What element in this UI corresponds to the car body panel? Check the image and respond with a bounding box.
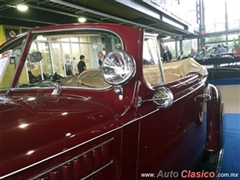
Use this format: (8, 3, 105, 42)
(0, 92, 121, 178)
(0, 23, 223, 180)
(136, 73, 206, 176)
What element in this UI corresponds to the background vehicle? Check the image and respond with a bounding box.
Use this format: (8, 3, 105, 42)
(194, 46, 240, 64)
(0, 23, 223, 180)
(194, 47, 240, 83)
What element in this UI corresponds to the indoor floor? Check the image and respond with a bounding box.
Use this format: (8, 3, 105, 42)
(217, 84, 240, 179)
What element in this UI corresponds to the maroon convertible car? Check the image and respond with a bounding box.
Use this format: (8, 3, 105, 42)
(0, 23, 223, 179)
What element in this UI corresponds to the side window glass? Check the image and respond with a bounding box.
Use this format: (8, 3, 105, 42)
(17, 31, 123, 89)
(143, 37, 164, 85)
(143, 36, 185, 85)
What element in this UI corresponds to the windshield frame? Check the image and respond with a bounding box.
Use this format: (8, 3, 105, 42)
(3, 27, 125, 91)
(0, 33, 28, 54)
(0, 33, 28, 90)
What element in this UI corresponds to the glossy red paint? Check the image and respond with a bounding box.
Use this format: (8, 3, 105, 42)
(205, 84, 223, 150)
(136, 73, 207, 177)
(1, 93, 122, 179)
(0, 23, 223, 179)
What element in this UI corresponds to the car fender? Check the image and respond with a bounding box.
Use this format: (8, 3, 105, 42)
(205, 84, 223, 151)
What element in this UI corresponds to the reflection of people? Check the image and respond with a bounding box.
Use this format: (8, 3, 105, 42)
(203, 45, 209, 57)
(77, 55, 86, 74)
(143, 59, 154, 65)
(97, 51, 105, 66)
(163, 51, 172, 62)
(65, 60, 72, 75)
(217, 44, 226, 54)
(167, 51, 172, 61)
(190, 48, 197, 57)
(177, 51, 184, 60)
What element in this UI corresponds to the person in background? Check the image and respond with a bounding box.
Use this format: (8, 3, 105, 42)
(177, 51, 184, 60)
(163, 51, 168, 62)
(190, 48, 197, 57)
(217, 44, 226, 54)
(163, 51, 172, 62)
(166, 51, 172, 62)
(203, 45, 209, 57)
(77, 55, 86, 74)
(97, 51, 105, 66)
(65, 60, 73, 76)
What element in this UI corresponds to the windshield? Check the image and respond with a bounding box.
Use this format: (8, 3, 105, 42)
(13, 29, 123, 89)
(0, 34, 27, 89)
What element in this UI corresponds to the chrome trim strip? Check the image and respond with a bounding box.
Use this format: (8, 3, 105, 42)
(173, 82, 204, 103)
(217, 149, 224, 175)
(6, 32, 31, 94)
(0, 136, 115, 179)
(151, 82, 164, 87)
(0, 33, 27, 50)
(9, 28, 122, 91)
(12, 87, 54, 91)
(0, 112, 145, 179)
(122, 116, 142, 127)
(121, 109, 159, 127)
(10, 85, 113, 92)
(1, 84, 203, 179)
(60, 85, 112, 91)
(137, 109, 159, 119)
(81, 160, 113, 180)
(31, 28, 124, 50)
(0, 83, 203, 179)
(29, 138, 114, 180)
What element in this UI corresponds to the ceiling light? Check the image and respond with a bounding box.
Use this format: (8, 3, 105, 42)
(78, 17, 86, 23)
(16, 4, 28, 11)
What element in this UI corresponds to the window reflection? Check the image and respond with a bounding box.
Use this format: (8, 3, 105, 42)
(143, 36, 164, 85)
(17, 30, 123, 88)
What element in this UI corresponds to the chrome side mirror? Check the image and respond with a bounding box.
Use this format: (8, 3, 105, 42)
(51, 82, 62, 95)
(30, 51, 42, 62)
(145, 87, 173, 109)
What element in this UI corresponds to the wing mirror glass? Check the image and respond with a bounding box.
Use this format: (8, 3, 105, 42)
(142, 87, 173, 109)
(30, 51, 42, 62)
(144, 87, 173, 109)
(153, 87, 173, 109)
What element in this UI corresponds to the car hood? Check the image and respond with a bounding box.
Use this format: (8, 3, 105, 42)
(0, 94, 118, 178)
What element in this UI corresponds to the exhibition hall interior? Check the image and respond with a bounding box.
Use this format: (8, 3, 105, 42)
(0, 0, 239, 179)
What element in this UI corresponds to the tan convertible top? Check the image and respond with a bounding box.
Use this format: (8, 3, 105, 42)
(162, 57, 207, 77)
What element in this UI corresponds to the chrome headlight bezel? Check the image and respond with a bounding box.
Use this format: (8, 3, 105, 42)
(101, 50, 136, 85)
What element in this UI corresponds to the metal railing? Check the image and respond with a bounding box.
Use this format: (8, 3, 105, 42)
(206, 20, 240, 33)
(150, 0, 193, 25)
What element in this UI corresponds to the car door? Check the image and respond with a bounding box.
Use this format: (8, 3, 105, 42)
(136, 35, 207, 179)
